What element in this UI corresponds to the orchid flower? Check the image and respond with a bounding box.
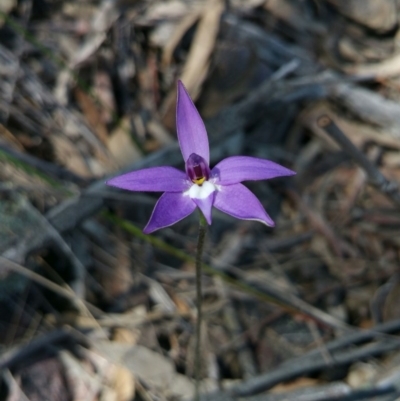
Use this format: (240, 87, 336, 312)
(106, 81, 295, 234)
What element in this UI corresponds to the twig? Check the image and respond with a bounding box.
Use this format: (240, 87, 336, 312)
(0, 143, 88, 185)
(286, 188, 343, 256)
(2, 196, 87, 299)
(201, 320, 400, 399)
(317, 115, 400, 208)
(0, 256, 106, 338)
(329, 83, 400, 136)
(231, 340, 400, 397)
(0, 327, 89, 371)
(215, 276, 258, 379)
(0, 256, 82, 305)
(219, 263, 351, 332)
(227, 317, 400, 397)
(248, 383, 396, 401)
(306, 319, 333, 365)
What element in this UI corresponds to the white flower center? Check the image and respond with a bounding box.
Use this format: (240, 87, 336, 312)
(185, 180, 218, 199)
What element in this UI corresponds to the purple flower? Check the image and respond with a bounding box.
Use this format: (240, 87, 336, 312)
(106, 81, 295, 234)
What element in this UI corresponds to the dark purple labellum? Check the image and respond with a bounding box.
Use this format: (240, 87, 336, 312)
(186, 153, 210, 185)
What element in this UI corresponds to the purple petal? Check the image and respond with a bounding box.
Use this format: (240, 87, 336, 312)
(176, 81, 209, 165)
(192, 192, 215, 225)
(106, 167, 188, 192)
(214, 183, 275, 226)
(143, 192, 196, 233)
(212, 156, 296, 186)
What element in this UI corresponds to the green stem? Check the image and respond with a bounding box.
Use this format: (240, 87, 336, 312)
(195, 212, 207, 401)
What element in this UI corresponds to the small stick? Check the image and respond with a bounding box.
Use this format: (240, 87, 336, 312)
(317, 115, 400, 207)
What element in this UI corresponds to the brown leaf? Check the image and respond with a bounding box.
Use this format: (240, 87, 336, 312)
(74, 87, 109, 145)
(107, 117, 141, 168)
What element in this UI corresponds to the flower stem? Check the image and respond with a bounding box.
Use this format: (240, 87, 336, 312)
(195, 212, 207, 401)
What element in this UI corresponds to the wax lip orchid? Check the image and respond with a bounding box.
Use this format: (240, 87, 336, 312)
(106, 81, 296, 233)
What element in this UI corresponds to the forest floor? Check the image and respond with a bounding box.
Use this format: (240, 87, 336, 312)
(2, 0, 400, 400)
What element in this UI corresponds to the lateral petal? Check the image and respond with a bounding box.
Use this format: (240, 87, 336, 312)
(143, 192, 196, 233)
(176, 81, 210, 165)
(212, 156, 295, 186)
(213, 183, 275, 226)
(106, 166, 189, 192)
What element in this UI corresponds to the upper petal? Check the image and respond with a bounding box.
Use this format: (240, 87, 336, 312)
(212, 156, 296, 186)
(213, 183, 275, 226)
(176, 81, 209, 165)
(144, 192, 196, 233)
(106, 166, 188, 192)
